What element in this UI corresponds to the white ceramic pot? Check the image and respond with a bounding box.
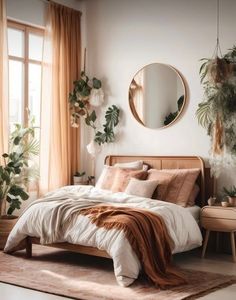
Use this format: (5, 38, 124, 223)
(73, 176, 84, 185)
(86, 139, 101, 157)
(207, 197, 216, 206)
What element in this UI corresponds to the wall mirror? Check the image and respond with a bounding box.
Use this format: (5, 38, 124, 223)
(129, 63, 186, 129)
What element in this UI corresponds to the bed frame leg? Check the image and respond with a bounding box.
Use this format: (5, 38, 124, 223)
(26, 236, 32, 258)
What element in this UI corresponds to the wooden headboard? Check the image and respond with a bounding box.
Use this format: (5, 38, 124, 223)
(105, 155, 214, 207)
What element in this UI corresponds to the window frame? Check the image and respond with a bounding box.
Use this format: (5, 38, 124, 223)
(7, 20, 44, 127)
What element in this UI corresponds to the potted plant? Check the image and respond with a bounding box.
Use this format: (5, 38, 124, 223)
(196, 45, 236, 177)
(87, 175, 95, 186)
(69, 72, 120, 146)
(222, 185, 236, 206)
(0, 118, 39, 249)
(73, 171, 86, 185)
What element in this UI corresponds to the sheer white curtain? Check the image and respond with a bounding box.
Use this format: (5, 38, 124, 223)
(39, 1, 81, 195)
(0, 0, 8, 163)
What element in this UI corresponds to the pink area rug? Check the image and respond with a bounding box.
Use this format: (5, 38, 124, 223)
(0, 245, 235, 300)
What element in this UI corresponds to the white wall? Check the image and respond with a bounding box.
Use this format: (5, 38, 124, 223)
(85, 0, 236, 191)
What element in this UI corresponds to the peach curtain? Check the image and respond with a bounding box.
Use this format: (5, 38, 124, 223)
(39, 2, 81, 195)
(0, 0, 8, 163)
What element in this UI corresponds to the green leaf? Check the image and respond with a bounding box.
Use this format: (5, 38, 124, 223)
(105, 105, 120, 129)
(85, 116, 91, 126)
(19, 190, 29, 200)
(79, 101, 85, 108)
(80, 87, 90, 97)
(196, 102, 212, 129)
(8, 185, 23, 196)
(90, 110, 97, 123)
(94, 131, 106, 145)
(13, 136, 21, 145)
(92, 78, 102, 89)
(7, 206, 15, 215)
(14, 168, 21, 174)
(199, 61, 208, 75)
(2, 172, 10, 184)
(6, 195, 13, 203)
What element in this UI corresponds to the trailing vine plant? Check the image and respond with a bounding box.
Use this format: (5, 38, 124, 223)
(69, 72, 120, 146)
(196, 45, 236, 176)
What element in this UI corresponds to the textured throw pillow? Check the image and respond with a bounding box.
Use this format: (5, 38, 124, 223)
(114, 160, 143, 170)
(157, 168, 200, 207)
(125, 178, 159, 198)
(111, 168, 148, 193)
(95, 165, 117, 190)
(187, 184, 200, 207)
(147, 169, 174, 200)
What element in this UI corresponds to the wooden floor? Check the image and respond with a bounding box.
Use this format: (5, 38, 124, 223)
(0, 250, 236, 300)
(175, 250, 236, 299)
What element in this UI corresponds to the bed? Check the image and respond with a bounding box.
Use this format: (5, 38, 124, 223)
(4, 155, 214, 287)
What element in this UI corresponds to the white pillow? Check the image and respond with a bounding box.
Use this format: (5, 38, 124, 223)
(125, 178, 159, 198)
(142, 164, 149, 171)
(95, 165, 110, 189)
(114, 160, 143, 170)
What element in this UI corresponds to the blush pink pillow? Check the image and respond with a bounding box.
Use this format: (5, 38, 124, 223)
(111, 168, 148, 193)
(95, 165, 117, 190)
(147, 169, 174, 200)
(187, 184, 200, 207)
(95, 165, 147, 192)
(159, 168, 200, 207)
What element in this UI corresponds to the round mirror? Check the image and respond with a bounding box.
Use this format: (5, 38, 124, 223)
(129, 63, 186, 129)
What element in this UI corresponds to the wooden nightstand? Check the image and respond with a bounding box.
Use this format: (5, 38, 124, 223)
(201, 206, 236, 262)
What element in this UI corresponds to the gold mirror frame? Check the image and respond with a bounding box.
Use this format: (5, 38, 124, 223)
(129, 63, 187, 129)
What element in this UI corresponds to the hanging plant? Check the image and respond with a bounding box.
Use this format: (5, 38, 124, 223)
(196, 45, 236, 176)
(69, 71, 120, 146)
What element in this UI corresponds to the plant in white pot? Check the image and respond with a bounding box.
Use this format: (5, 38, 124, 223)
(73, 171, 86, 185)
(0, 117, 39, 249)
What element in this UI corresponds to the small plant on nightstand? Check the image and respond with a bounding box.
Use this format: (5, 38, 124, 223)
(73, 171, 86, 185)
(87, 175, 95, 186)
(222, 185, 236, 206)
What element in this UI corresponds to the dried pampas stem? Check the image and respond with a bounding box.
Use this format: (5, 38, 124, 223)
(212, 114, 224, 155)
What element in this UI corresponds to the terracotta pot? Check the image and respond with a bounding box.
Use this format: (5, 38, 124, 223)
(228, 196, 236, 207)
(0, 215, 18, 250)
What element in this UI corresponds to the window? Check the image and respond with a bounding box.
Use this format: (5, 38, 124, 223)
(7, 21, 44, 132)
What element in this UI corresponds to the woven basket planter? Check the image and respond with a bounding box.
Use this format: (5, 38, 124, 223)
(0, 215, 18, 250)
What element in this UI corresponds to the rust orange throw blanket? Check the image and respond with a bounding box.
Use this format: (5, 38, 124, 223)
(80, 205, 186, 288)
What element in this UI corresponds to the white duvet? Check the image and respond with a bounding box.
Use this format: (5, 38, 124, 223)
(4, 185, 202, 287)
